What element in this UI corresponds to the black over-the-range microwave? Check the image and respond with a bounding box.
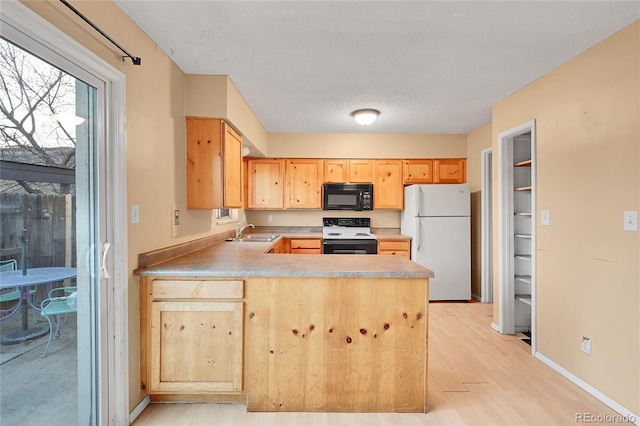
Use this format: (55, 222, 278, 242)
(322, 183, 373, 211)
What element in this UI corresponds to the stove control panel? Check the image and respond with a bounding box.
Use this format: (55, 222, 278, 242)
(323, 217, 371, 228)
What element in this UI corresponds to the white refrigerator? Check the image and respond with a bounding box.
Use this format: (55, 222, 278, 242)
(401, 184, 471, 301)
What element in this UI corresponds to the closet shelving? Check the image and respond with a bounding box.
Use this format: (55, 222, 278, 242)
(512, 133, 533, 333)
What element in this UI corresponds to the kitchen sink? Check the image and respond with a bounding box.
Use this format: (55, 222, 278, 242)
(233, 234, 280, 242)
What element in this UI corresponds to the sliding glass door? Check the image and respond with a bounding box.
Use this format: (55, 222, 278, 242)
(1, 2, 128, 424)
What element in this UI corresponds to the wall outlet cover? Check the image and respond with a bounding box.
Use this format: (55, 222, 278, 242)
(581, 337, 591, 355)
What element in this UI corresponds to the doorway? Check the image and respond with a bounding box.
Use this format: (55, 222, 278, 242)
(498, 120, 536, 354)
(481, 148, 493, 303)
(1, 2, 128, 424)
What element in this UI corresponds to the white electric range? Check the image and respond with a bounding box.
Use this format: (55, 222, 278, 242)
(321, 217, 378, 254)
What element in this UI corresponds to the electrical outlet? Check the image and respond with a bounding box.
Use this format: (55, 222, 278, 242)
(267, 214, 273, 223)
(581, 336, 591, 355)
(174, 209, 180, 225)
(131, 205, 139, 224)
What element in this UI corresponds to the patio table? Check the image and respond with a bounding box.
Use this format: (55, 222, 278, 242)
(0, 267, 77, 345)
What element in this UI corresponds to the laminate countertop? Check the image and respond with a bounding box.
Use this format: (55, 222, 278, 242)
(138, 233, 431, 279)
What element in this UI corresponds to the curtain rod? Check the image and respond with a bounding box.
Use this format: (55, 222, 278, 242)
(59, 0, 141, 65)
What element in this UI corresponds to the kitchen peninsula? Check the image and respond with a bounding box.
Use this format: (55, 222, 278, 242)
(137, 235, 433, 412)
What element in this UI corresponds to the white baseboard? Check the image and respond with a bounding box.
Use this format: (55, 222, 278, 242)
(491, 322, 501, 333)
(534, 352, 639, 425)
(129, 395, 151, 425)
(471, 293, 482, 302)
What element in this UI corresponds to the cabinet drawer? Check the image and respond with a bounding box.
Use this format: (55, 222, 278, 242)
(379, 250, 410, 258)
(291, 248, 322, 254)
(289, 239, 322, 250)
(152, 280, 243, 300)
(378, 240, 410, 251)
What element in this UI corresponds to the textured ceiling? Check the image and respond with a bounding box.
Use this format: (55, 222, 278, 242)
(114, 1, 639, 134)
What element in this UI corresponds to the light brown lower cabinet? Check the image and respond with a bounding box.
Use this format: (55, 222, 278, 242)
(244, 277, 428, 412)
(378, 240, 411, 259)
(140, 275, 429, 411)
(140, 278, 245, 400)
(288, 238, 322, 254)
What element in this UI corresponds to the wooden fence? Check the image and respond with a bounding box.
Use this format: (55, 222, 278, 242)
(0, 193, 76, 269)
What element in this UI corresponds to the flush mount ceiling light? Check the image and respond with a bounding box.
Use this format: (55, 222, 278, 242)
(351, 109, 380, 126)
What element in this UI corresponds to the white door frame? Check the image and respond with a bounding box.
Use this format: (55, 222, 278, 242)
(1, 2, 129, 424)
(498, 119, 536, 354)
(480, 147, 493, 303)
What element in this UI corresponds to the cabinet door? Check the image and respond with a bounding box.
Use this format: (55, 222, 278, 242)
(286, 159, 324, 209)
(186, 117, 222, 209)
(434, 159, 466, 184)
(223, 123, 243, 207)
(150, 300, 243, 393)
(373, 160, 403, 210)
(324, 159, 349, 183)
(186, 117, 243, 209)
(246, 159, 285, 209)
(403, 160, 433, 184)
(349, 159, 373, 183)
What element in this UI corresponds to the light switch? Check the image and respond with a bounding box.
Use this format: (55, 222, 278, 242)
(541, 210, 550, 226)
(171, 202, 182, 237)
(131, 205, 139, 224)
(623, 211, 638, 232)
(267, 214, 273, 223)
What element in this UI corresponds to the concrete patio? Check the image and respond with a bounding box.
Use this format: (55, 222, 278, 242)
(0, 309, 77, 426)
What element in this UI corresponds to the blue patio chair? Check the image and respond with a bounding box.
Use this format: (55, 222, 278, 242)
(40, 286, 77, 357)
(0, 259, 37, 320)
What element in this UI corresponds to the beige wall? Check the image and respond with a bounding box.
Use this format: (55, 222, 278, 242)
(186, 75, 268, 155)
(466, 123, 492, 299)
(492, 21, 639, 413)
(268, 133, 467, 158)
(246, 209, 400, 229)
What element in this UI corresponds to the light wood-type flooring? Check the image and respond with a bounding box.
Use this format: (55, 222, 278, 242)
(133, 302, 619, 425)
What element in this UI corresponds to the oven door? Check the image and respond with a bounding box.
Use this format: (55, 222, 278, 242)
(322, 239, 378, 254)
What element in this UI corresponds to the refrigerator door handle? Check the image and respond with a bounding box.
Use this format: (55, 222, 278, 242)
(416, 186, 422, 217)
(416, 218, 421, 251)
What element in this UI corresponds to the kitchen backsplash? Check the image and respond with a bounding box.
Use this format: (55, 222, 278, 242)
(245, 209, 401, 229)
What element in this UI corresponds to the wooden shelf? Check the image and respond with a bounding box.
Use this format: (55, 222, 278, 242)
(515, 255, 532, 261)
(515, 294, 532, 305)
(514, 160, 532, 167)
(515, 275, 532, 284)
(515, 234, 532, 239)
(514, 186, 532, 191)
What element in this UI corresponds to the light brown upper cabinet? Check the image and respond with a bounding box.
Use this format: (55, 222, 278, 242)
(324, 159, 373, 183)
(286, 159, 324, 209)
(434, 159, 467, 184)
(324, 159, 349, 183)
(373, 160, 403, 210)
(186, 117, 243, 209)
(403, 159, 434, 184)
(349, 159, 373, 183)
(246, 158, 286, 209)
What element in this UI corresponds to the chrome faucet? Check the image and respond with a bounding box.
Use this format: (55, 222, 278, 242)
(235, 223, 255, 239)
